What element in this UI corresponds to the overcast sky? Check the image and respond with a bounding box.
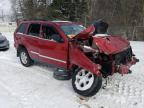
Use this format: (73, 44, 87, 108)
(0, 0, 12, 14)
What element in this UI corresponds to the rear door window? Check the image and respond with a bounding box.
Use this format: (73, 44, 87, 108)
(17, 23, 28, 34)
(27, 23, 41, 37)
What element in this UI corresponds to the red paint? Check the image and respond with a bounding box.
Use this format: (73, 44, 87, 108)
(93, 36, 130, 54)
(70, 45, 101, 75)
(14, 21, 138, 76)
(76, 25, 95, 40)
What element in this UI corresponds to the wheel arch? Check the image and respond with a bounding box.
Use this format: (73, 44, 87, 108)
(70, 48, 102, 76)
(17, 44, 27, 57)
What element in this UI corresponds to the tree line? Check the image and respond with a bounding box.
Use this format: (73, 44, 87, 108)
(11, 0, 144, 40)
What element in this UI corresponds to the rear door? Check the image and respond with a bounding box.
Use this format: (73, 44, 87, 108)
(39, 24, 68, 68)
(14, 23, 28, 48)
(24, 23, 41, 60)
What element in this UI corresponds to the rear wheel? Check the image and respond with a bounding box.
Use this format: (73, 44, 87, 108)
(72, 69, 102, 97)
(19, 48, 33, 67)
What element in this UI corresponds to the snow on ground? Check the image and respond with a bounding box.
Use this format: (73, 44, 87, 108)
(0, 32, 144, 108)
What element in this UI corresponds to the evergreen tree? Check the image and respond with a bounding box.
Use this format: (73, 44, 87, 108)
(50, 0, 88, 22)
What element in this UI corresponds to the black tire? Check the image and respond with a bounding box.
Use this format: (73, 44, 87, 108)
(19, 48, 33, 67)
(72, 68, 102, 97)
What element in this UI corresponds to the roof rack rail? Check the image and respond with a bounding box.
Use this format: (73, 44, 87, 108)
(22, 18, 49, 21)
(52, 20, 71, 22)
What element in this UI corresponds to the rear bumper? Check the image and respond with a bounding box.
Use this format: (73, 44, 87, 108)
(117, 56, 139, 74)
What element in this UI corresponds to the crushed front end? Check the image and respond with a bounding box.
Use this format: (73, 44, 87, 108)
(112, 47, 139, 75)
(76, 38, 139, 77)
(68, 20, 139, 96)
(71, 22, 139, 77)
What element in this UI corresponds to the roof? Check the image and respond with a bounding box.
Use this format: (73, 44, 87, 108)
(20, 20, 81, 26)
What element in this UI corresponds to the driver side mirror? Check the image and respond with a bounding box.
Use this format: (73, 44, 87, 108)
(51, 34, 64, 43)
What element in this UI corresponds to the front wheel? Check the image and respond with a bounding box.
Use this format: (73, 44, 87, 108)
(72, 69, 102, 97)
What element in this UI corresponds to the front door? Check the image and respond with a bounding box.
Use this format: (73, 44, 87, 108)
(39, 24, 68, 68)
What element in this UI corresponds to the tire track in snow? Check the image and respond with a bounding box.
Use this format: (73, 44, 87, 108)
(88, 74, 144, 108)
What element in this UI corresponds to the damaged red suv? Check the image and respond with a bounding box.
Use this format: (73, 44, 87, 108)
(14, 20, 139, 97)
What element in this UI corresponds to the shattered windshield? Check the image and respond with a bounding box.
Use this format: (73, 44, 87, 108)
(61, 25, 85, 38)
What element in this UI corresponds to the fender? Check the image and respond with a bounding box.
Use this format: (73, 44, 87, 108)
(70, 45, 101, 76)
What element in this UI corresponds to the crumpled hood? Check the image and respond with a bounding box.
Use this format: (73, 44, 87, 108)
(93, 35, 130, 54)
(75, 25, 95, 40)
(74, 26, 130, 54)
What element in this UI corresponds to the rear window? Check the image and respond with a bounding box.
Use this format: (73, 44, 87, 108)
(17, 23, 28, 34)
(27, 23, 41, 37)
